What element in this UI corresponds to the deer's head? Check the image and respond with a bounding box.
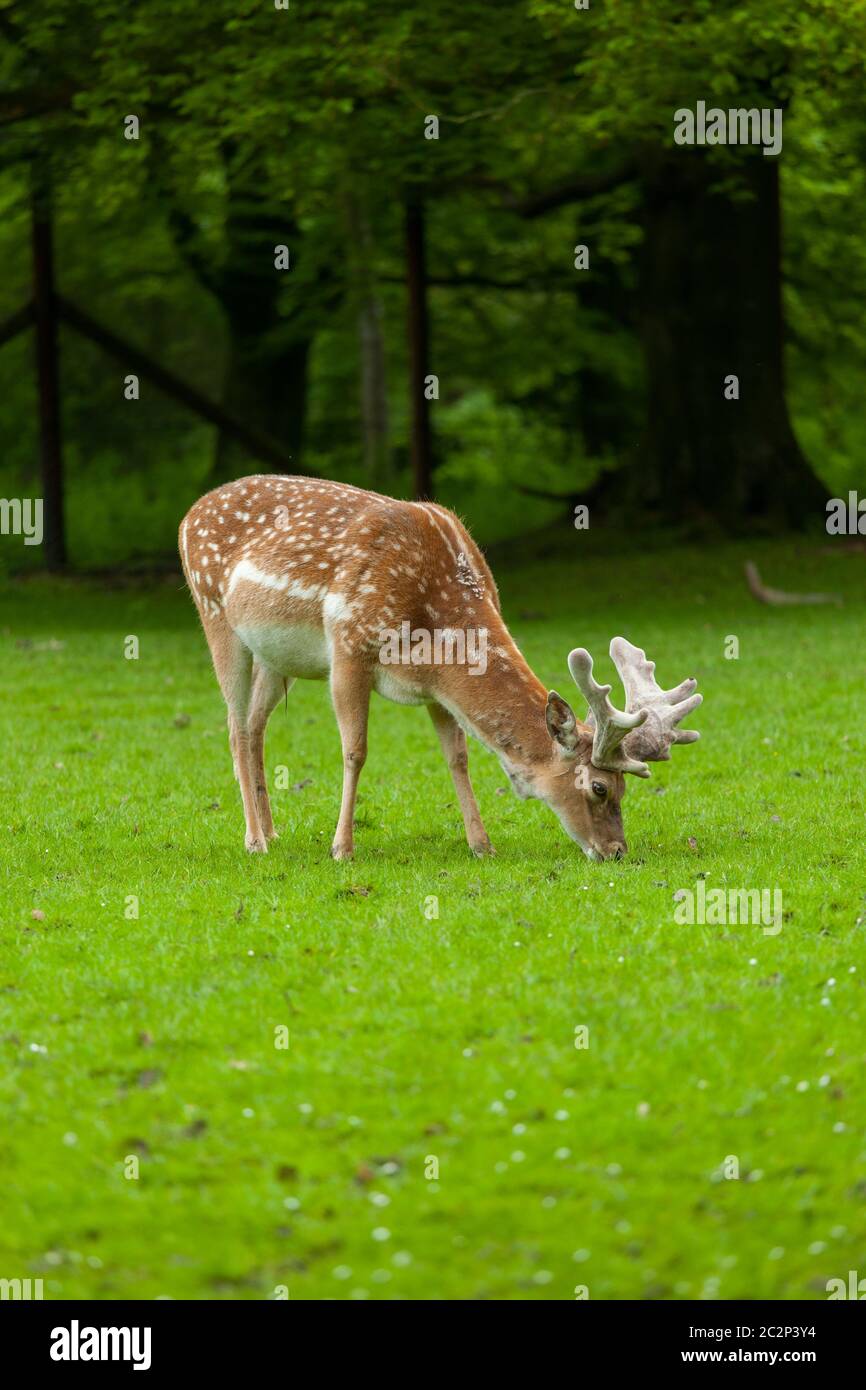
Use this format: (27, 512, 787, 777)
(536, 637, 702, 861)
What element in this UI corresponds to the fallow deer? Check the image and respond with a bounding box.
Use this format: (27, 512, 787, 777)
(179, 476, 702, 860)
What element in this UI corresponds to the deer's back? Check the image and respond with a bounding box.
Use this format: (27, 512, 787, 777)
(179, 475, 499, 684)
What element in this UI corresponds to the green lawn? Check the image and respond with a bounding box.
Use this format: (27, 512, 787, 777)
(1, 536, 864, 1301)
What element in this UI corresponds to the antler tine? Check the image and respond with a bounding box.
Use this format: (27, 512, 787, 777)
(567, 648, 650, 777)
(609, 637, 702, 764)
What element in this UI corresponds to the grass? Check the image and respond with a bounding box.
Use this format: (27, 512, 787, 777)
(0, 534, 864, 1301)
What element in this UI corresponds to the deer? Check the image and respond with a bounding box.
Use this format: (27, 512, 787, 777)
(179, 475, 702, 861)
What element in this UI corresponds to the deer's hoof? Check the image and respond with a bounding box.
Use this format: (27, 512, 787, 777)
(330, 842, 354, 861)
(470, 839, 496, 858)
(245, 834, 268, 854)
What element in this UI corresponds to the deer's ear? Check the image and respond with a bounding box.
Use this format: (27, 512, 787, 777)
(545, 691, 581, 752)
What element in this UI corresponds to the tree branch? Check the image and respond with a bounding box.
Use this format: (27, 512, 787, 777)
(508, 162, 638, 219)
(0, 82, 77, 127)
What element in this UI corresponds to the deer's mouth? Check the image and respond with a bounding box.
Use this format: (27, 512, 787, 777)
(585, 843, 626, 863)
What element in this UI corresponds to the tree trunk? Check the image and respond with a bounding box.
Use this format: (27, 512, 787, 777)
(31, 181, 65, 569)
(198, 147, 330, 483)
(635, 152, 824, 526)
(405, 199, 433, 500)
(212, 172, 310, 481)
(344, 189, 391, 485)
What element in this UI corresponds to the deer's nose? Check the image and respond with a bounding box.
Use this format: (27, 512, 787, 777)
(608, 843, 626, 861)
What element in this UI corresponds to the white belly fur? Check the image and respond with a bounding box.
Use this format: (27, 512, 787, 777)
(372, 666, 430, 706)
(233, 622, 330, 680)
(231, 621, 432, 706)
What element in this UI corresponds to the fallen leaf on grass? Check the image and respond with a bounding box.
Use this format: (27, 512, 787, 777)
(136, 1068, 163, 1089)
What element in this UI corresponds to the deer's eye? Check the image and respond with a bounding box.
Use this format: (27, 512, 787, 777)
(591, 780, 607, 798)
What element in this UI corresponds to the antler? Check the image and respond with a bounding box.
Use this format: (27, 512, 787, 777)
(567, 639, 702, 778)
(609, 637, 702, 767)
(567, 648, 651, 777)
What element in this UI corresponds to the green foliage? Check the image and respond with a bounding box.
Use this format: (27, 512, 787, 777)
(3, 1, 866, 557)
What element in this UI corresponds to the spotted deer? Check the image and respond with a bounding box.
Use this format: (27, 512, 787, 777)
(179, 476, 702, 860)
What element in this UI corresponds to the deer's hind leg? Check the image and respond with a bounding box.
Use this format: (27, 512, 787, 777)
(205, 618, 267, 853)
(248, 664, 291, 841)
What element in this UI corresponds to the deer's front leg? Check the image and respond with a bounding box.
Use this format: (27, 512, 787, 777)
(428, 703, 495, 857)
(330, 657, 372, 861)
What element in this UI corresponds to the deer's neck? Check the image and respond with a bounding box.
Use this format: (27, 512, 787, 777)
(434, 617, 551, 778)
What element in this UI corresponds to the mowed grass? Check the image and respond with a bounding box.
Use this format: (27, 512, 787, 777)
(0, 535, 864, 1302)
